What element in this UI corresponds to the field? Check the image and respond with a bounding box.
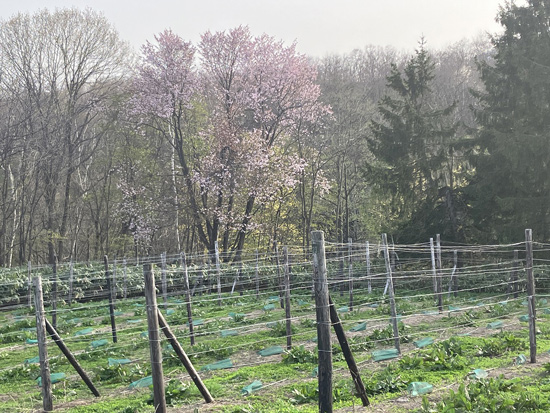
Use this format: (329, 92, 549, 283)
(1, 240, 550, 412)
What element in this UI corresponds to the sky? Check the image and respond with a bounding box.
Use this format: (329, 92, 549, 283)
(0, 0, 512, 57)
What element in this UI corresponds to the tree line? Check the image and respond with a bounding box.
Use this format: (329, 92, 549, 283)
(0, 1, 547, 267)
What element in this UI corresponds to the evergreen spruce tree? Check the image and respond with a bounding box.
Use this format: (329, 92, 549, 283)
(369, 41, 459, 242)
(468, 0, 550, 242)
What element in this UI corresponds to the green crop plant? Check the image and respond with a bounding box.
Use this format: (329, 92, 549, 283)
(282, 345, 317, 364)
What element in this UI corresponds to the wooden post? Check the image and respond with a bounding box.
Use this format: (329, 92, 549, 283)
(283, 247, 292, 350)
(382, 234, 400, 353)
(366, 242, 372, 294)
(113, 256, 118, 300)
(348, 238, 353, 311)
(311, 231, 333, 413)
(27, 261, 32, 309)
(215, 241, 222, 306)
(275, 242, 284, 308)
(511, 250, 519, 299)
(44, 319, 100, 397)
(34, 276, 53, 412)
(104, 256, 117, 343)
(328, 295, 369, 406)
(525, 229, 536, 363)
(51, 256, 58, 330)
(68, 260, 74, 306)
(448, 250, 458, 299)
(429, 238, 438, 312)
(123, 258, 128, 299)
(143, 262, 167, 413)
(238, 261, 244, 296)
(157, 310, 212, 402)
(255, 249, 260, 300)
(339, 250, 345, 297)
(181, 252, 195, 346)
(161, 252, 168, 312)
(436, 234, 443, 312)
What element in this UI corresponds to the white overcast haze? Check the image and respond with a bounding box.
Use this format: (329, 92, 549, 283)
(0, 0, 513, 56)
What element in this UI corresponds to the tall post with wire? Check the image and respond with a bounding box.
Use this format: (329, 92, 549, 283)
(525, 229, 536, 363)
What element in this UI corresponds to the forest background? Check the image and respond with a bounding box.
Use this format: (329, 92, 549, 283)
(0, 0, 548, 267)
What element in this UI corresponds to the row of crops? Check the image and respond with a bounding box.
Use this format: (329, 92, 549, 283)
(1, 240, 550, 412)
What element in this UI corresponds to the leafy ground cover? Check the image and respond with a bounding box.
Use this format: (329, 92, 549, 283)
(0, 273, 549, 412)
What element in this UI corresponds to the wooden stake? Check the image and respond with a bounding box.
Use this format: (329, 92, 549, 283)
(34, 276, 53, 412)
(275, 242, 284, 308)
(436, 234, 443, 312)
(512, 250, 519, 299)
(525, 229, 536, 363)
(429, 238, 438, 312)
(68, 260, 74, 306)
(113, 256, 118, 300)
(181, 252, 195, 346)
(348, 238, 353, 311)
(161, 252, 168, 311)
(157, 311, 212, 403)
(283, 247, 292, 350)
(311, 231, 333, 413)
(255, 249, 260, 300)
(51, 256, 58, 330)
(143, 262, 167, 413)
(448, 250, 458, 299)
(104, 256, 117, 343)
(27, 261, 32, 309)
(44, 319, 100, 397)
(215, 241, 222, 306)
(328, 295, 369, 406)
(123, 258, 128, 299)
(382, 234, 400, 353)
(366, 242, 372, 294)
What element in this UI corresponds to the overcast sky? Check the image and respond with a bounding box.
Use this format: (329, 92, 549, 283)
(0, 0, 512, 56)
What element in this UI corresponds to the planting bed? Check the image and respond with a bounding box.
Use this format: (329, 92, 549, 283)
(1, 242, 550, 412)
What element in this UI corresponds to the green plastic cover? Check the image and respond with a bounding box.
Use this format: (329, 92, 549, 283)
(413, 337, 434, 348)
(487, 321, 503, 329)
(91, 339, 108, 348)
(221, 329, 238, 337)
(349, 322, 367, 332)
(422, 310, 439, 315)
(476, 302, 486, 307)
(133, 303, 144, 307)
(24, 356, 40, 365)
(311, 366, 318, 377)
(368, 303, 379, 308)
(37, 373, 66, 386)
(228, 312, 246, 320)
(186, 319, 203, 327)
(113, 311, 123, 316)
(448, 306, 461, 312)
(258, 346, 284, 357)
(337, 306, 349, 313)
(140, 331, 148, 338)
(200, 359, 233, 371)
(372, 348, 399, 361)
(129, 375, 153, 389)
(514, 354, 527, 365)
(241, 380, 262, 395)
(74, 327, 93, 336)
(519, 315, 529, 322)
(540, 298, 548, 305)
(298, 299, 309, 306)
(268, 296, 279, 302)
(171, 298, 184, 304)
(68, 318, 81, 324)
(21, 327, 36, 332)
(469, 368, 488, 379)
(266, 322, 277, 328)
(408, 382, 433, 396)
(545, 308, 550, 315)
(263, 304, 276, 311)
(127, 319, 143, 324)
(522, 300, 528, 306)
(166, 309, 175, 315)
(26, 338, 38, 344)
(108, 358, 131, 366)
